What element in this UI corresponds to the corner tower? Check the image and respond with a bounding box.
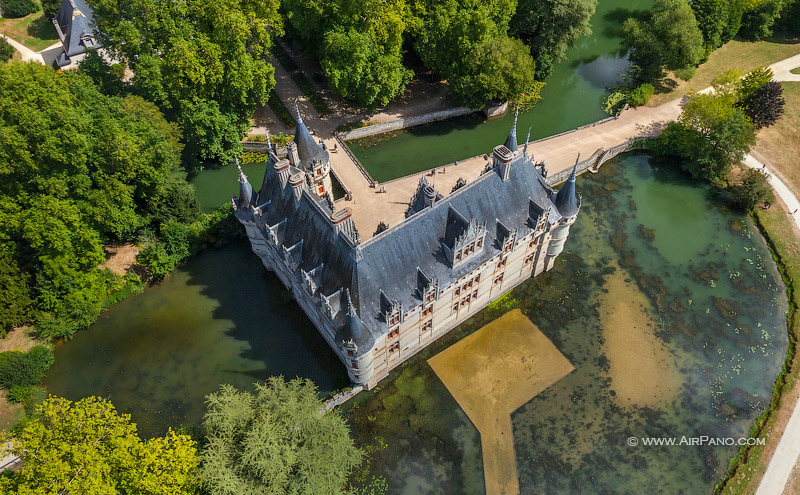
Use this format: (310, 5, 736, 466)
(289, 102, 332, 200)
(545, 159, 581, 270)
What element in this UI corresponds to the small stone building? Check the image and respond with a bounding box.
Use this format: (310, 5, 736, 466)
(234, 111, 581, 389)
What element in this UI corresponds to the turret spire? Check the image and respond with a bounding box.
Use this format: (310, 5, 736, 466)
(265, 130, 272, 151)
(504, 104, 519, 152)
(295, 100, 303, 124)
(236, 154, 247, 184)
(523, 126, 531, 158)
(554, 154, 580, 217)
(345, 289, 363, 339)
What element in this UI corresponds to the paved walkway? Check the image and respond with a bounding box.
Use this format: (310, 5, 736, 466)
(0, 35, 44, 64)
(768, 53, 800, 82)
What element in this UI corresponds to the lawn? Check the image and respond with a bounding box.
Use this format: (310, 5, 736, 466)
(791, 67, 800, 74)
(751, 82, 800, 196)
(649, 32, 800, 106)
(0, 9, 59, 52)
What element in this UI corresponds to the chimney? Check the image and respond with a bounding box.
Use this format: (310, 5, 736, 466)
(493, 145, 514, 181)
(286, 141, 300, 167)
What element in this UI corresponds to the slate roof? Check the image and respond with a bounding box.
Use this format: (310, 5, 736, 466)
(53, 0, 99, 66)
(238, 136, 576, 357)
(554, 165, 580, 217)
(294, 107, 329, 170)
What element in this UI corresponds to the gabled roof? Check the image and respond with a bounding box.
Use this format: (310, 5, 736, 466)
(54, 0, 99, 63)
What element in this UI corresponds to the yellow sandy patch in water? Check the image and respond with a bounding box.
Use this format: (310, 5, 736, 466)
(600, 264, 682, 408)
(428, 309, 574, 495)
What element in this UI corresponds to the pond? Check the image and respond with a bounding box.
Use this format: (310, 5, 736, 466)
(42, 242, 350, 438)
(347, 0, 653, 182)
(343, 153, 788, 494)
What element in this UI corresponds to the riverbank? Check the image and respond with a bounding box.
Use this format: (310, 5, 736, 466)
(715, 203, 800, 495)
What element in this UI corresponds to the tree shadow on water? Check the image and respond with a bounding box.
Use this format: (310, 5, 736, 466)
(183, 240, 350, 394)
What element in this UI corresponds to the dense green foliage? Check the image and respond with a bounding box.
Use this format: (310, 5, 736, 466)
(740, 0, 784, 39)
(200, 378, 363, 495)
(509, 0, 597, 79)
(627, 83, 655, 107)
(783, 0, 800, 31)
(741, 80, 785, 128)
(87, 0, 283, 171)
(283, 0, 411, 108)
(690, 0, 746, 50)
(1, 0, 40, 18)
(623, 0, 705, 83)
(0, 37, 14, 63)
(41, 0, 60, 17)
(654, 93, 756, 181)
(0, 396, 199, 494)
(732, 168, 776, 210)
(0, 346, 54, 389)
(0, 62, 201, 338)
(283, 0, 546, 109)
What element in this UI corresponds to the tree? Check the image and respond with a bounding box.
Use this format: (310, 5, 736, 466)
(509, 0, 597, 79)
(783, 0, 800, 32)
(450, 36, 544, 109)
(0, 0, 40, 18)
(88, 0, 282, 168)
(0, 246, 32, 333)
(654, 93, 755, 181)
(0, 62, 185, 339)
(731, 168, 775, 210)
(627, 83, 655, 106)
(739, 0, 783, 39)
(623, 0, 705, 83)
(690, 0, 746, 49)
(0, 38, 14, 63)
(200, 378, 364, 495)
(41, 0, 61, 17)
(741, 80, 785, 128)
(0, 396, 199, 494)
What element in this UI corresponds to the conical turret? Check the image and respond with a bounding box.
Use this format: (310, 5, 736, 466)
(236, 155, 254, 209)
(554, 158, 580, 218)
(293, 101, 327, 169)
(523, 126, 531, 158)
(345, 289, 363, 340)
(504, 104, 519, 152)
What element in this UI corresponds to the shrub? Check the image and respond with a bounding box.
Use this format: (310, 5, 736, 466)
(7, 385, 31, 403)
(1, 0, 40, 18)
(603, 91, 626, 115)
(0, 37, 14, 63)
(741, 80, 785, 129)
(136, 241, 177, 278)
(0, 346, 54, 389)
(627, 83, 655, 107)
(731, 168, 775, 210)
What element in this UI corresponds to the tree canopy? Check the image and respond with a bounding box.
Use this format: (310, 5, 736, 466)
(0, 61, 193, 337)
(200, 378, 363, 495)
(0, 396, 199, 494)
(87, 0, 283, 170)
(509, 0, 597, 79)
(623, 0, 705, 83)
(654, 92, 755, 181)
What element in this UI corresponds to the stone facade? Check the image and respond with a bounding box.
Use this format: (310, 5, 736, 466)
(234, 110, 581, 389)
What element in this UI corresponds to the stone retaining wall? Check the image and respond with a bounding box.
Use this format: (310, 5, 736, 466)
(338, 107, 476, 141)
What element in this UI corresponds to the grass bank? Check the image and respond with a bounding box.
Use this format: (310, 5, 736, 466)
(0, 10, 58, 52)
(649, 32, 800, 107)
(752, 82, 800, 195)
(716, 207, 800, 495)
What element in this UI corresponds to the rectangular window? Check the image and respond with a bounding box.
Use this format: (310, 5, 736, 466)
(422, 307, 432, 318)
(389, 342, 400, 354)
(454, 287, 461, 296)
(389, 313, 400, 326)
(472, 290, 478, 299)
(422, 320, 432, 332)
(455, 250, 462, 262)
(347, 350, 354, 356)
(425, 290, 435, 303)
(476, 236, 483, 249)
(452, 303, 459, 313)
(474, 274, 481, 283)
(351, 360, 358, 368)
(524, 254, 534, 266)
(497, 257, 507, 269)
(388, 328, 399, 339)
(493, 274, 504, 287)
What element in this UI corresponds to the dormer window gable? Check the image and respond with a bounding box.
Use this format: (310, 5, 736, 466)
(380, 290, 401, 327)
(496, 220, 517, 254)
(416, 267, 438, 304)
(442, 205, 486, 268)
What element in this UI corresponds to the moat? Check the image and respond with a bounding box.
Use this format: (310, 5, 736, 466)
(44, 154, 789, 493)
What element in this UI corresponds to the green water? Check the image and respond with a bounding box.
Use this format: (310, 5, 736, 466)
(345, 154, 789, 494)
(348, 0, 652, 182)
(43, 243, 349, 437)
(190, 162, 266, 212)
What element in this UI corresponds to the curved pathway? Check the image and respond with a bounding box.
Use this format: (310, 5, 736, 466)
(743, 154, 800, 495)
(0, 35, 44, 64)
